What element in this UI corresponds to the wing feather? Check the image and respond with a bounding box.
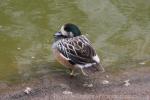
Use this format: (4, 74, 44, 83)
(56, 35, 97, 65)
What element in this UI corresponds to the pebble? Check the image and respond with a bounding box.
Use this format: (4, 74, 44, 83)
(124, 80, 130, 87)
(139, 62, 146, 65)
(105, 75, 109, 78)
(102, 80, 109, 85)
(62, 90, 72, 95)
(17, 47, 21, 50)
(31, 56, 35, 59)
(24, 87, 32, 94)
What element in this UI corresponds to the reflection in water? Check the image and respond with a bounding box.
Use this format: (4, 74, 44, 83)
(0, 0, 149, 83)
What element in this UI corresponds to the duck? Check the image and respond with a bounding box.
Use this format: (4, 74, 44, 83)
(52, 23, 104, 76)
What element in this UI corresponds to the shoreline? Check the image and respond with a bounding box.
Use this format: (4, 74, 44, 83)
(0, 67, 150, 100)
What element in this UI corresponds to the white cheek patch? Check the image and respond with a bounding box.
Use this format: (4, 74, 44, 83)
(60, 25, 67, 36)
(93, 55, 100, 63)
(69, 32, 74, 37)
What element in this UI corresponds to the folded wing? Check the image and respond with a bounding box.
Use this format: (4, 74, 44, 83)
(56, 35, 99, 66)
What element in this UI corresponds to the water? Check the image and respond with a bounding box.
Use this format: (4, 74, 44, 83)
(0, 0, 150, 83)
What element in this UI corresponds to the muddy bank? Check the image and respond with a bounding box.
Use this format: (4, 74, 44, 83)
(0, 67, 150, 100)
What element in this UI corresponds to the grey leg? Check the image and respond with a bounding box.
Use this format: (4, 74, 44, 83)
(70, 69, 79, 76)
(81, 68, 88, 76)
(99, 63, 105, 73)
(70, 69, 75, 76)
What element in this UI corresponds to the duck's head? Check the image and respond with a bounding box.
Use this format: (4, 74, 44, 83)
(54, 23, 81, 39)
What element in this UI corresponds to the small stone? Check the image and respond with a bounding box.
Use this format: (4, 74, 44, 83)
(139, 62, 146, 65)
(63, 90, 72, 95)
(102, 80, 109, 85)
(24, 87, 32, 94)
(83, 83, 93, 88)
(105, 75, 109, 78)
(17, 47, 21, 50)
(31, 56, 35, 59)
(124, 80, 130, 87)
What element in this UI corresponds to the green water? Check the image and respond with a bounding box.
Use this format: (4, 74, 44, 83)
(0, 0, 150, 83)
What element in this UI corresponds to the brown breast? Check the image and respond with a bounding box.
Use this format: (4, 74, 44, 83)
(52, 48, 74, 69)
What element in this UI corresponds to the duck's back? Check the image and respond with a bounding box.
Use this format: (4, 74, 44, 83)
(53, 35, 100, 68)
